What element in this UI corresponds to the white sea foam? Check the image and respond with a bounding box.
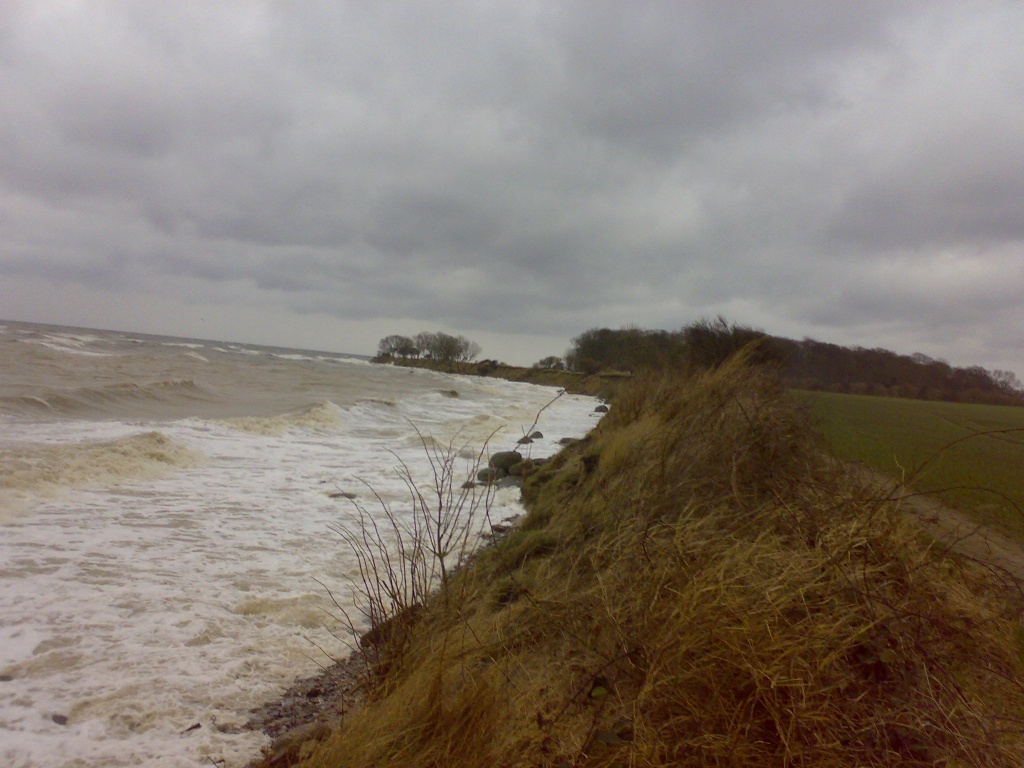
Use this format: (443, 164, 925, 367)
(0, 325, 602, 768)
(0, 431, 203, 522)
(217, 400, 346, 436)
(269, 353, 319, 362)
(31, 341, 114, 357)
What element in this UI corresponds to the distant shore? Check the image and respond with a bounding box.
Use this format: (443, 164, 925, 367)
(371, 356, 631, 399)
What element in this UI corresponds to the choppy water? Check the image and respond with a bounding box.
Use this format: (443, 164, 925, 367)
(0, 321, 600, 767)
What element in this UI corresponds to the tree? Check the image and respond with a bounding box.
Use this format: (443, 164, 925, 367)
(533, 356, 565, 370)
(455, 336, 481, 362)
(377, 334, 417, 359)
(679, 317, 777, 369)
(565, 326, 682, 372)
(411, 331, 481, 363)
(993, 369, 1023, 394)
(414, 331, 437, 359)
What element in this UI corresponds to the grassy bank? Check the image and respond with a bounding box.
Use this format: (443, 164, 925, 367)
(803, 391, 1024, 537)
(261, 360, 1024, 767)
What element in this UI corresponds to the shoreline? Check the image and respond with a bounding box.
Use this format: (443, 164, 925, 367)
(243, 652, 366, 766)
(371, 356, 631, 399)
(243, 360, 609, 767)
(241, 360, 1024, 767)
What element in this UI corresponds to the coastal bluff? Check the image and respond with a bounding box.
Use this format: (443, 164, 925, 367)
(251, 358, 1024, 768)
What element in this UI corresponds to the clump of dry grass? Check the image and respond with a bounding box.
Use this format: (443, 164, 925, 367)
(290, 355, 1024, 768)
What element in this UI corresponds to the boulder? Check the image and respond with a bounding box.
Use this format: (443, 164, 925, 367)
(508, 459, 536, 477)
(594, 404, 609, 413)
(489, 451, 523, 472)
(477, 467, 505, 484)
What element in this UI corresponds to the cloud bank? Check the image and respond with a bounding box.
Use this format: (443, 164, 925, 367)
(2, 1, 1022, 369)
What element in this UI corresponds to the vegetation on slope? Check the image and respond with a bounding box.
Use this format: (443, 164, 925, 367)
(270, 357, 1024, 767)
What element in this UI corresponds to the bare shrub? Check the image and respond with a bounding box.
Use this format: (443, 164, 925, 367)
(324, 427, 497, 673)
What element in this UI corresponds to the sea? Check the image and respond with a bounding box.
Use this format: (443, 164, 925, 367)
(0, 320, 600, 768)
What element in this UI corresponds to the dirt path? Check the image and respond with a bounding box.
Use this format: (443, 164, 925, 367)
(859, 467, 1024, 583)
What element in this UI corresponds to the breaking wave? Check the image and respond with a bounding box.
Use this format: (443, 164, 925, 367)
(217, 400, 345, 435)
(0, 431, 203, 521)
(0, 379, 210, 418)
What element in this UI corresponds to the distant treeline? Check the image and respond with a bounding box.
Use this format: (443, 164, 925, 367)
(540, 318, 1024, 406)
(376, 331, 481, 363)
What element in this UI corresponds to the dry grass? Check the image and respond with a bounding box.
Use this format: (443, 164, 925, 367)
(288, 356, 1024, 768)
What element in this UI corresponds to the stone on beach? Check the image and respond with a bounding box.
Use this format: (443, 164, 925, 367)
(477, 467, 505, 483)
(489, 450, 522, 472)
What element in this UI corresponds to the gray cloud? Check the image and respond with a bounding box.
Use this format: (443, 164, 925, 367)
(1, 0, 1023, 371)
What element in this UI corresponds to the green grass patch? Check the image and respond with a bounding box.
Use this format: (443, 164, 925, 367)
(801, 391, 1024, 536)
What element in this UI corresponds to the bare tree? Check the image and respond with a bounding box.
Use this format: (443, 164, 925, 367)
(377, 334, 417, 359)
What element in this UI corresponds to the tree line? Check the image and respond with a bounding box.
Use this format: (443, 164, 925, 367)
(537, 318, 1023, 406)
(375, 331, 481, 363)
(774, 337, 1023, 405)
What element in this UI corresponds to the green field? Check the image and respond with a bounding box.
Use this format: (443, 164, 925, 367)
(801, 391, 1024, 536)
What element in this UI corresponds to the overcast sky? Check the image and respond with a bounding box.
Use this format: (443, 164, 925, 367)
(2, 1, 1023, 371)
